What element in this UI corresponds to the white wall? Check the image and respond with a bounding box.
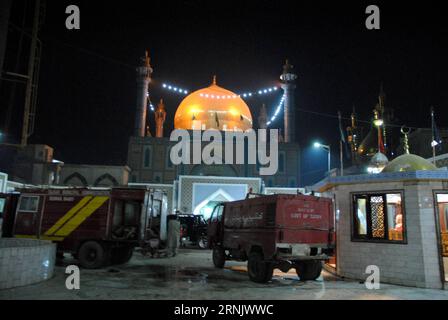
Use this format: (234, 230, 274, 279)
(332, 180, 443, 289)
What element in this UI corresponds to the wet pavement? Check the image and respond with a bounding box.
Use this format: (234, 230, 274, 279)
(1, 249, 448, 300)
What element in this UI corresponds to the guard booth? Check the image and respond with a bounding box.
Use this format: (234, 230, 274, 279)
(314, 154, 448, 289)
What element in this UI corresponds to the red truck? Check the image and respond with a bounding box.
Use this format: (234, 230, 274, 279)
(0, 187, 168, 269)
(207, 194, 335, 283)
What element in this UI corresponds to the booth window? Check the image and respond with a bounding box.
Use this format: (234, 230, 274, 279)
(352, 193, 405, 243)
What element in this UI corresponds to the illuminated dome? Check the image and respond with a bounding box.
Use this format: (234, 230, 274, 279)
(367, 152, 389, 174)
(382, 154, 437, 173)
(174, 78, 253, 131)
(371, 152, 389, 166)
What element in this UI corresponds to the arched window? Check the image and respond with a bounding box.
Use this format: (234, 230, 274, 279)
(143, 146, 152, 168)
(166, 147, 174, 169)
(94, 174, 119, 187)
(279, 151, 286, 174)
(63, 172, 88, 187)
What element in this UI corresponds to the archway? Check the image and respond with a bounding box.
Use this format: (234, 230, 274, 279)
(94, 173, 119, 187)
(63, 172, 88, 187)
(193, 188, 235, 220)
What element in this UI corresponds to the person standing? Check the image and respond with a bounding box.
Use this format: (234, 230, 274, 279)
(167, 214, 181, 257)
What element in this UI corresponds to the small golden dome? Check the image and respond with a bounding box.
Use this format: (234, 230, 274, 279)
(174, 79, 253, 131)
(382, 154, 437, 173)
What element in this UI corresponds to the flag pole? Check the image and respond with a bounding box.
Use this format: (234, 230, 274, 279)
(433, 145, 436, 165)
(338, 111, 344, 176)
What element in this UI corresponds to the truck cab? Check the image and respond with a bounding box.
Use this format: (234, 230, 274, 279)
(208, 194, 335, 283)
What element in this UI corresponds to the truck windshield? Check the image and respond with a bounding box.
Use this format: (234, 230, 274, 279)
(210, 205, 223, 223)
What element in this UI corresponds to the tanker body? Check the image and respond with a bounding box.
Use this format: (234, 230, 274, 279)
(208, 194, 335, 283)
(0, 187, 168, 269)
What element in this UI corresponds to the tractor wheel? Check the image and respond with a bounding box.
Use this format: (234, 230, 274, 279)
(212, 246, 226, 268)
(248, 252, 273, 283)
(295, 260, 323, 281)
(77, 241, 108, 269)
(111, 246, 134, 265)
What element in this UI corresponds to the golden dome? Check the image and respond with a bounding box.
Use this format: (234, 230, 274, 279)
(382, 154, 437, 173)
(174, 78, 253, 131)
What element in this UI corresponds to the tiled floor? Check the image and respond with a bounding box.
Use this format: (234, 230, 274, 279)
(2, 249, 448, 300)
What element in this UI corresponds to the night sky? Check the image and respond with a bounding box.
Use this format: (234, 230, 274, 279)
(1, 1, 448, 185)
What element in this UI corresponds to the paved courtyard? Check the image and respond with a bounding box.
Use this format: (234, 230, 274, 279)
(1, 249, 448, 300)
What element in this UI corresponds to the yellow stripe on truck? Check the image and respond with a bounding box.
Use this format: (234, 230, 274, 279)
(54, 196, 109, 237)
(44, 196, 94, 236)
(15, 235, 65, 242)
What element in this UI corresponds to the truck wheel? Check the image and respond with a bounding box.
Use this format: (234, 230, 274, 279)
(78, 241, 108, 269)
(248, 252, 273, 283)
(111, 246, 134, 265)
(295, 261, 323, 281)
(212, 246, 226, 268)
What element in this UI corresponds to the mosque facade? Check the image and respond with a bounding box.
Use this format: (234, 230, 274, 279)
(127, 55, 302, 218)
(2, 51, 448, 289)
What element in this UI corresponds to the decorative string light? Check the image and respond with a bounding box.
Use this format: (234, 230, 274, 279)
(240, 86, 279, 99)
(266, 94, 286, 127)
(160, 81, 279, 100)
(162, 83, 189, 95)
(146, 92, 155, 112)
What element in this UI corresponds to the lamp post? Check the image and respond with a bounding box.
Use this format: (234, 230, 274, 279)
(314, 142, 331, 174)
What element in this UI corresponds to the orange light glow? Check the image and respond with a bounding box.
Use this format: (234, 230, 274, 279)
(174, 81, 253, 131)
(229, 109, 239, 116)
(189, 107, 204, 114)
